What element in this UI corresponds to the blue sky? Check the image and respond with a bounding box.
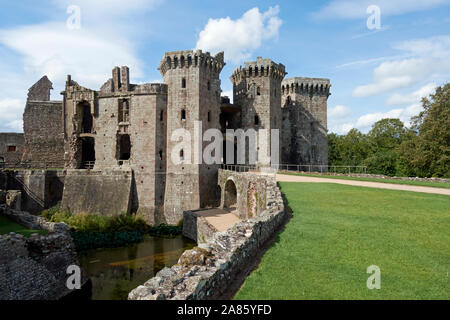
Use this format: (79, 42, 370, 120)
(0, 0, 449, 133)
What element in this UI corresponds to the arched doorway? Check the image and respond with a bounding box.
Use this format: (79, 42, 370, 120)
(224, 179, 237, 210)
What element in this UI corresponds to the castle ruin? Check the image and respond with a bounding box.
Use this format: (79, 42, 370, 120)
(0, 50, 330, 225)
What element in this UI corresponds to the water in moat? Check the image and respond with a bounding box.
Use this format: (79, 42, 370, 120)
(78, 235, 195, 300)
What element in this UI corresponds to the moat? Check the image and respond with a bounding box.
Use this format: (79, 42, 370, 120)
(78, 235, 195, 300)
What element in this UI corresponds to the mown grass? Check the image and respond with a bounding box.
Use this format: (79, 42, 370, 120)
(0, 216, 47, 237)
(235, 183, 450, 300)
(279, 171, 450, 189)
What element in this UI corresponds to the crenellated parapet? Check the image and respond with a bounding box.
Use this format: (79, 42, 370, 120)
(230, 57, 287, 84)
(158, 50, 225, 76)
(282, 77, 331, 96)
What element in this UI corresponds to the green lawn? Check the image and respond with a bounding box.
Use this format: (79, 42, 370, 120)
(0, 216, 47, 237)
(279, 171, 450, 189)
(235, 183, 450, 300)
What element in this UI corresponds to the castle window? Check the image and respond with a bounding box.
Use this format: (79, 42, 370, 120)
(7, 146, 16, 152)
(207, 81, 211, 91)
(159, 150, 163, 161)
(182, 78, 186, 88)
(160, 110, 164, 121)
(181, 109, 186, 121)
(257, 87, 261, 96)
(287, 96, 292, 105)
(274, 88, 277, 97)
(208, 111, 211, 122)
(254, 115, 260, 126)
(118, 134, 131, 160)
(180, 149, 184, 161)
(119, 99, 130, 123)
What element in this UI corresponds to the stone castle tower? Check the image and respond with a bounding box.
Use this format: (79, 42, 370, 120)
(158, 50, 225, 224)
(230, 57, 286, 165)
(281, 77, 331, 166)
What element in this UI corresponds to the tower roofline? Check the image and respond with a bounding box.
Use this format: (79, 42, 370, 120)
(158, 49, 225, 76)
(230, 57, 287, 82)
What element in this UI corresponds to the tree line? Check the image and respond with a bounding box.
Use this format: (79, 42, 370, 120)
(328, 83, 449, 178)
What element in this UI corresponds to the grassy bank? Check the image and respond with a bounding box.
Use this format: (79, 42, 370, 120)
(235, 182, 450, 299)
(278, 171, 450, 189)
(40, 207, 182, 251)
(0, 216, 47, 237)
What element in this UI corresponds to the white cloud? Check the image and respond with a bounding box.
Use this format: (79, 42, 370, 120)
(195, 6, 283, 63)
(386, 83, 436, 105)
(0, 1, 162, 132)
(329, 105, 352, 118)
(352, 35, 450, 98)
(0, 99, 24, 132)
(313, 0, 450, 20)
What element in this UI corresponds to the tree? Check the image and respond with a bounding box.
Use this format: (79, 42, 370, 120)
(398, 84, 450, 177)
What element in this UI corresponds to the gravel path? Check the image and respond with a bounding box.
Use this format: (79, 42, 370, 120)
(276, 174, 450, 196)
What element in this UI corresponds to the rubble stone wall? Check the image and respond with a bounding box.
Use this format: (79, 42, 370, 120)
(129, 170, 286, 300)
(0, 205, 86, 300)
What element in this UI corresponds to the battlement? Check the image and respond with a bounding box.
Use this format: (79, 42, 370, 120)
(230, 57, 286, 83)
(158, 50, 225, 76)
(282, 77, 331, 96)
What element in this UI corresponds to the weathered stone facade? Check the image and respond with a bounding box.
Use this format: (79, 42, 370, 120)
(0, 133, 24, 167)
(21, 76, 65, 169)
(159, 50, 225, 224)
(281, 77, 330, 166)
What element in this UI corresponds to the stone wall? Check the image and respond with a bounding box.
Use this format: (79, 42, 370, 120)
(5, 170, 65, 214)
(21, 101, 65, 169)
(218, 170, 269, 220)
(60, 169, 132, 216)
(128, 171, 286, 300)
(182, 209, 220, 244)
(0, 205, 86, 300)
(0, 133, 24, 167)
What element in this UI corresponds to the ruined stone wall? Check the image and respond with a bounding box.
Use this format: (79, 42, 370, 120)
(0, 205, 86, 300)
(128, 171, 286, 300)
(5, 170, 65, 214)
(160, 50, 225, 225)
(218, 170, 268, 220)
(0, 133, 24, 167)
(21, 101, 65, 169)
(281, 77, 330, 166)
(60, 169, 132, 216)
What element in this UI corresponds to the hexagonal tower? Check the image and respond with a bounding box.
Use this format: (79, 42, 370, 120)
(230, 57, 286, 166)
(281, 77, 331, 167)
(159, 50, 225, 224)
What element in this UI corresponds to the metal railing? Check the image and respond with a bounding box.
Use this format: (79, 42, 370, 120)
(220, 164, 257, 173)
(82, 161, 95, 170)
(278, 164, 367, 174)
